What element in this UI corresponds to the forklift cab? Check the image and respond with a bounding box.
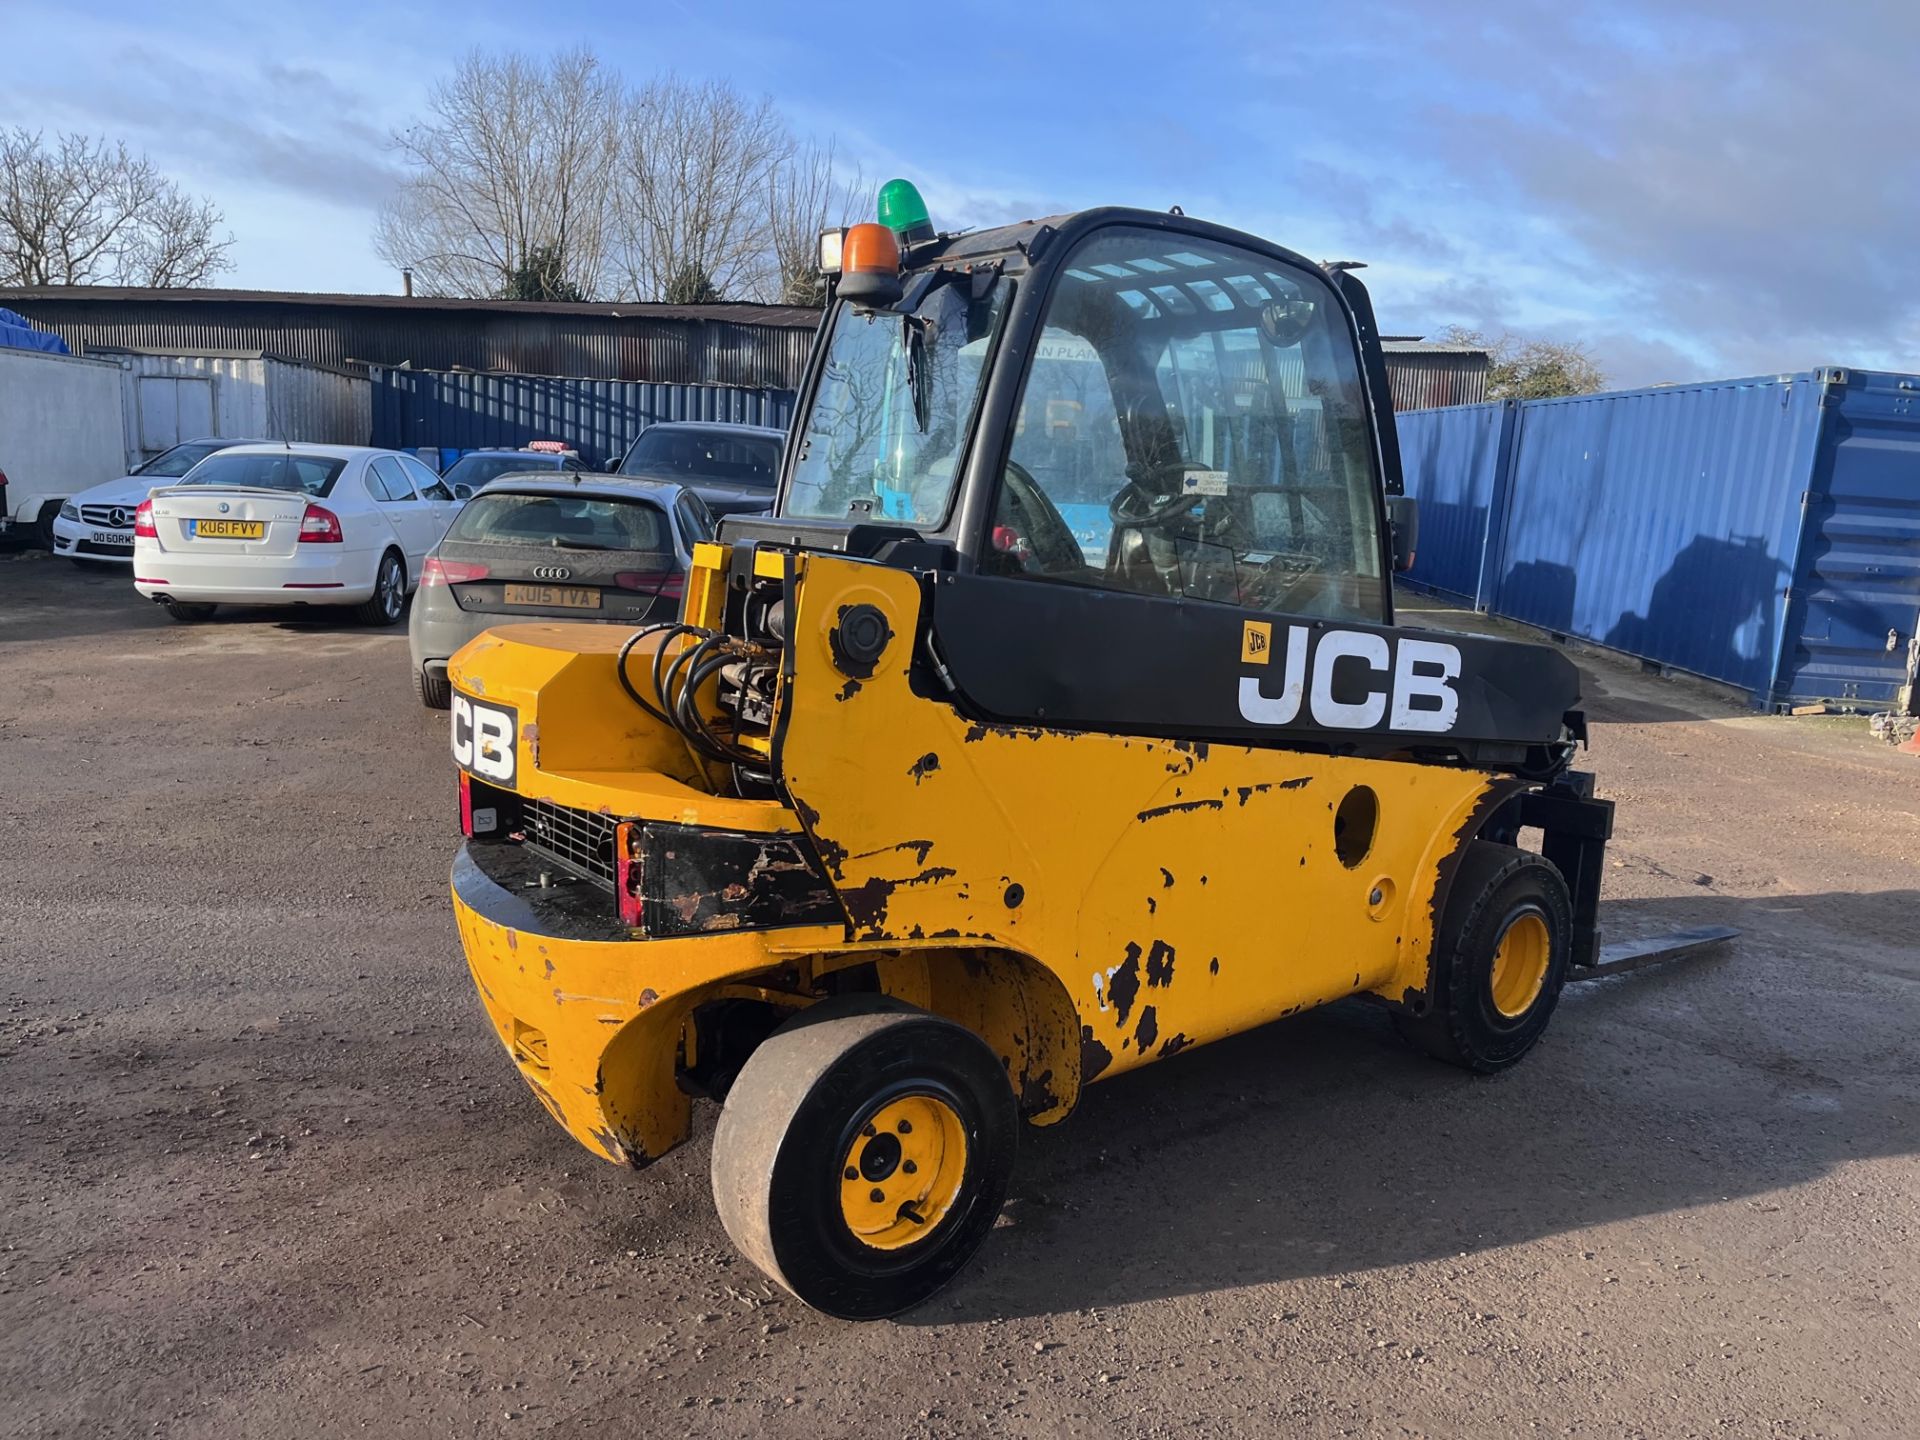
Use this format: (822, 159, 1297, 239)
(767, 209, 1400, 610)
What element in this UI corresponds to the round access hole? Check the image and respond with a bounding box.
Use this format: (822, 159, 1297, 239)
(1334, 785, 1378, 869)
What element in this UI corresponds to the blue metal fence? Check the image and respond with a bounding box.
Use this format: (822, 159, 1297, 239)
(369, 369, 796, 470)
(1399, 368, 1920, 708)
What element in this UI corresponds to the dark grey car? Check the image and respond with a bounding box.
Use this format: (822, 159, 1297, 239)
(613, 422, 786, 518)
(407, 473, 715, 708)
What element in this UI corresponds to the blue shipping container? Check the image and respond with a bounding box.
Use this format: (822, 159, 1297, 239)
(1396, 400, 1514, 605)
(370, 369, 795, 470)
(1399, 368, 1920, 708)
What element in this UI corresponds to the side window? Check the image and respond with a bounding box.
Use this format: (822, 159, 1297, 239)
(400, 454, 452, 501)
(367, 456, 416, 503)
(988, 228, 1386, 624)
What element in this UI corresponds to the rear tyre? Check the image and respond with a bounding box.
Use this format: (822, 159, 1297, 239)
(356, 550, 406, 626)
(162, 600, 217, 624)
(1396, 840, 1573, 1073)
(712, 996, 1017, 1321)
(414, 664, 452, 710)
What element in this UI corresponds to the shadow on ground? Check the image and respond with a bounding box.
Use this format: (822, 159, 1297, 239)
(920, 888, 1920, 1322)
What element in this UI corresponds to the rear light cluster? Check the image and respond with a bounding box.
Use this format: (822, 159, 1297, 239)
(613, 570, 684, 598)
(298, 504, 343, 543)
(422, 557, 490, 586)
(133, 500, 157, 538)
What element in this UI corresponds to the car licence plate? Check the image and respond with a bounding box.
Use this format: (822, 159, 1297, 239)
(503, 583, 600, 609)
(90, 531, 131, 545)
(191, 519, 266, 539)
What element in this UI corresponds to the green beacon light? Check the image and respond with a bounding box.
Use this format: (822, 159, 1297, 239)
(876, 178, 935, 246)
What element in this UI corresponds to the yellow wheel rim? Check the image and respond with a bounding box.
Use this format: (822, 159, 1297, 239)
(1490, 911, 1551, 1019)
(838, 1094, 969, 1251)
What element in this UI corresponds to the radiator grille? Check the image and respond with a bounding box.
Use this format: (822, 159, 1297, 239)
(521, 798, 616, 890)
(80, 504, 134, 528)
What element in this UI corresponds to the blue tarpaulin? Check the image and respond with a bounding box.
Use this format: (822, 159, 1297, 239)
(0, 307, 70, 355)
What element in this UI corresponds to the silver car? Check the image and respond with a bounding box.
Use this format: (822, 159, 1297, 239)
(408, 472, 715, 709)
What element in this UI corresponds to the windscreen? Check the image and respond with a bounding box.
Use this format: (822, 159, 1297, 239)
(445, 454, 556, 489)
(447, 492, 670, 555)
(619, 430, 782, 489)
(175, 452, 345, 497)
(783, 274, 1010, 526)
(138, 442, 227, 478)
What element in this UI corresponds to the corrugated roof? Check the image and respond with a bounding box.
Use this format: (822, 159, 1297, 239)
(0, 285, 821, 329)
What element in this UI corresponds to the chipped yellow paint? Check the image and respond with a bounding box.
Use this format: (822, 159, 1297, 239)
(447, 543, 1507, 1169)
(777, 553, 1507, 1085)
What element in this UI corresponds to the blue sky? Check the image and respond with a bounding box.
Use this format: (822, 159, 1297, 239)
(4, 0, 1915, 387)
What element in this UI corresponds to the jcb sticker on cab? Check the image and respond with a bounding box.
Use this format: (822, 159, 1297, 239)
(451, 693, 518, 784)
(1238, 624, 1462, 734)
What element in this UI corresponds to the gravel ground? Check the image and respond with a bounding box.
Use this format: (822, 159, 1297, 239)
(3, 555, 1917, 1439)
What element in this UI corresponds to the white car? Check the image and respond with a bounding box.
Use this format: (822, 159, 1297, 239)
(132, 444, 461, 625)
(52, 438, 256, 564)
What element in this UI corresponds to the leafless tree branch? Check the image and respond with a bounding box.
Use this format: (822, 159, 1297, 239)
(0, 128, 232, 287)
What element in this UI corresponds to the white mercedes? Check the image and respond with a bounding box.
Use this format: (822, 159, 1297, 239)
(132, 444, 461, 625)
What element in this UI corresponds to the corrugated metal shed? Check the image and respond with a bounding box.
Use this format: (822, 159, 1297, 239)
(1382, 339, 1491, 411)
(0, 287, 819, 390)
(97, 349, 370, 467)
(370, 369, 795, 469)
(1398, 368, 1920, 708)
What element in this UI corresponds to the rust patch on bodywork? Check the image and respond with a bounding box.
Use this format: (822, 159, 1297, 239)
(1137, 797, 1226, 822)
(1236, 777, 1310, 805)
(1158, 1032, 1191, 1058)
(1080, 1026, 1113, 1082)
(1135, 1004, 1159, 1053)
(1108, 944, 1143, 1025)
(1144, 939, 1175, 987)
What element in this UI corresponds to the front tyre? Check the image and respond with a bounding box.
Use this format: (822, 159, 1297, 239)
(711, 997, 1017, 1320)
(355, 550, 406, 626)
(1397, 840, 1573, 1073)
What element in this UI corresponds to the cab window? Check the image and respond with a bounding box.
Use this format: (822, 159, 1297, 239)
(988, 227, 1385, 623)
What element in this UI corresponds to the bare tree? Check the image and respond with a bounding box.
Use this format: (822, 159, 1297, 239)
(0, 128, 232, 287)
(613, 76, 789, 303)
(767, 139, 865, 307)
(1441, 325, 1606, 399)
(376, 48, 621, 299)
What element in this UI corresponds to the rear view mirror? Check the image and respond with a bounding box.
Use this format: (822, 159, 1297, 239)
(1386, 495, 1419, 572)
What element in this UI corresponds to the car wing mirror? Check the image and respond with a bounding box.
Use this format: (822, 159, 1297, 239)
(452, 483, 474, 501)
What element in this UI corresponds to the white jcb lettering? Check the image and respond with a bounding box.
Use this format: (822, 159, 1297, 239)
(1390, 637, 1462, 733)
(450, 694, 474, 768)
(1309, 631, 1390, 729)
(1237, 624, 1310, 724)
(450, 693, 517, 783)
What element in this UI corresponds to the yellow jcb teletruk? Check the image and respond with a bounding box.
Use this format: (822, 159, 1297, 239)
(446, 182, 1622, 1319)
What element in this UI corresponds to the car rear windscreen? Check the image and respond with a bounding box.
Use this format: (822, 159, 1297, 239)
(448, 493, 670, 554)
(175, 452, 346, 496)
(619, 430, 780, 488)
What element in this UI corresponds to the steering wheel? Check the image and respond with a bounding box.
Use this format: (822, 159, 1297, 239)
(993, 460, 1085, 574)
(1109, 462, 1207, 529)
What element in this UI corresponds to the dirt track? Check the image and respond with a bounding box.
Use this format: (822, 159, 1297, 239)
(3, 555, 1917, 1438)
